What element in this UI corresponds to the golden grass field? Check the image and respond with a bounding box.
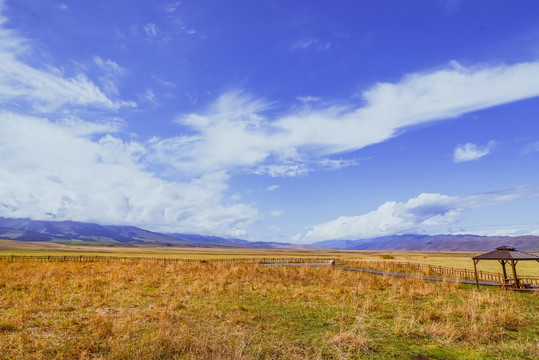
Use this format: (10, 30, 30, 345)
(1, 239, 538, 275)
(0, 240, 538, 359)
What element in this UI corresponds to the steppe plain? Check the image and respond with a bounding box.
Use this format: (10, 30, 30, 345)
(0, 240, 537, 359)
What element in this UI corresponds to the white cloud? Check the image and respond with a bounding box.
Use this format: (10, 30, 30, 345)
(316, 158, 362, 170)
(299, 187, 537, 242)
(164, 1, 181, 13)
(255, 163, 309, 177)
(266, 185, 279, 191)
(58, 116, 125, 136)
(296, 95, 321, 103)
(292, 38, 331, 51)
(451, 224, 539, 237)
(140, 89, 157, 104)
(0, 112, 258, 236)
(453, 140, 495, 162)
(0, 22, 133, 112)
(270, 210, 282, 217)
(94, 56, 126, 96)
(152, 75, 176, 88)
(144, 23, 157, 39)
(161, 61, 539, 177)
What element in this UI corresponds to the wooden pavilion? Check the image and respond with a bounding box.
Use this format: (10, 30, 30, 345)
(472, 246, 539, 289)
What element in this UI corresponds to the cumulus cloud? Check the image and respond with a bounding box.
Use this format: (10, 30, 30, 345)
(453, 140, 495, 162)
(0, 112, 257, 236)
(299, 187, 536, 242)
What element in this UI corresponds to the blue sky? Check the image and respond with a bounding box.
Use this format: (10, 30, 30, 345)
(1, 0, 539, 242)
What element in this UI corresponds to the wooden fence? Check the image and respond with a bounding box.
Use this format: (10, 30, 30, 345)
(339, 259, 539, 286)
(0, 255, 333, 265)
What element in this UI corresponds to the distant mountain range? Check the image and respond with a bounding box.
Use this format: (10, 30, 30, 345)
(0, 217, 311, 249)
(1, 217, 538, 252)
(312, 234, 539, 252)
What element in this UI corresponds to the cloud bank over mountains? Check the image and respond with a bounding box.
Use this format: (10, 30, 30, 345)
(298, 187, 538, 242)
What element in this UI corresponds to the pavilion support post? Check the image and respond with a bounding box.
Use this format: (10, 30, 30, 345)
(510, 259, 519, 289)
(499, 260, 508, 283)
(473, 259, 479, 289)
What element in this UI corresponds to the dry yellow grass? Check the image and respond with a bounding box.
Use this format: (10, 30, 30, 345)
(2, 239, 537, 276)
(0, 258, 537, 359)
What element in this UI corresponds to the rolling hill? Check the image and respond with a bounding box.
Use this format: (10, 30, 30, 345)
(1, 217, 538, 251)
(0, 217, 311, 249)
(313, 234, 539, 252)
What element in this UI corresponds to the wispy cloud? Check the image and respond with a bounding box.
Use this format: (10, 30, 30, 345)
(58, 116, 125, 136)
(316, 158, 361, 171)
(140, 89, 157, 104)
(451, 224, 539, 237)
(453, 140, 495, 162)
(255, 163, 309, 177)
(292, 38, 331, 51)
(270, 210, 283, 217)
(158, 60, 539, 177)
(0, 22, 133, 112)
(522, 140, 539, 154)
(144, 23, 157, 39)
(266, 185, 279, 191)
(164, 1, 181, 13)
(152, 75, 176, 88)
(298, 186, 537, 242)
(94, 56, 126, 96)
(296, 96, 321, 103)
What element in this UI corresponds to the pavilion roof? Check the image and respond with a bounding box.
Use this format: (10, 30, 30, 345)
(472, 246, 539, 261)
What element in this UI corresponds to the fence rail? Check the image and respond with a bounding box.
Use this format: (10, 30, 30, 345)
(339, 259, 539, 286)
(0, 255, 333, 265)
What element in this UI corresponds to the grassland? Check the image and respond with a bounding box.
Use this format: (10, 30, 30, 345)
(0, 245, 538, 359)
